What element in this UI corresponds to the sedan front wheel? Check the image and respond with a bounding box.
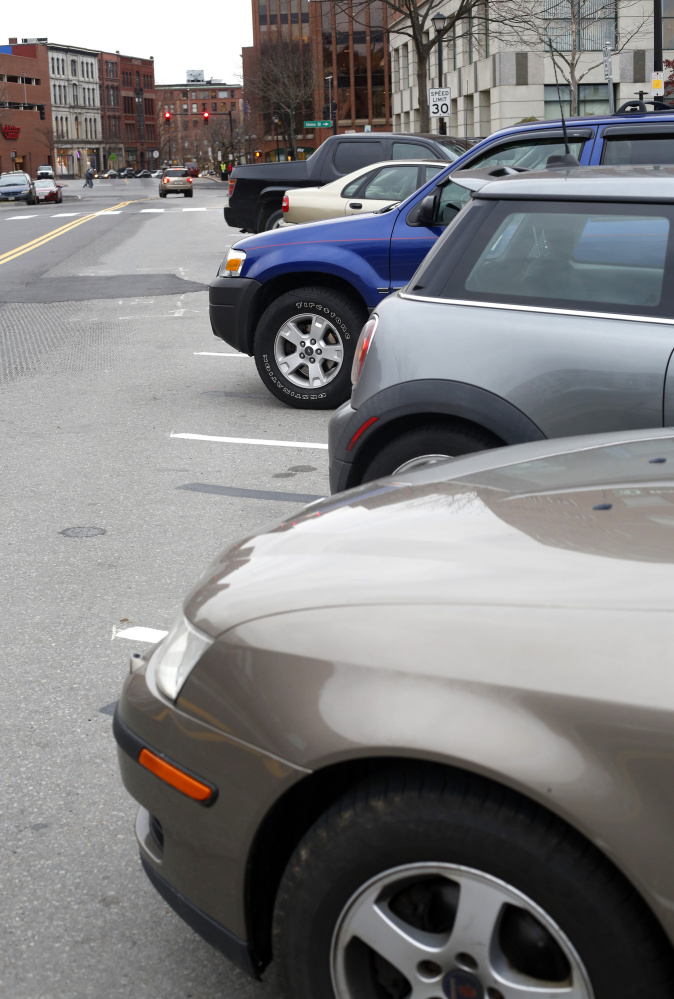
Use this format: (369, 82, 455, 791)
(273, 770, 674, 999)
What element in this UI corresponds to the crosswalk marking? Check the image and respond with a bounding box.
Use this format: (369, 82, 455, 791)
(140, 208, 165, 213)
(3, 206, 222, 221)
(5, 215, 38, 220)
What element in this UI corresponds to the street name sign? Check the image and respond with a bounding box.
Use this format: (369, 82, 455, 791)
(429, 88, 451, 117)
(304, 120, 331, 128)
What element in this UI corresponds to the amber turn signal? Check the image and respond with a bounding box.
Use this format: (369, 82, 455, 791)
(139, 748, 214, 802)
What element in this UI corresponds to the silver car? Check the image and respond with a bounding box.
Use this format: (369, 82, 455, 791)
(159, 167, 193, 198)
(115, 428, 674, 999)
(329, 165, 674, 492)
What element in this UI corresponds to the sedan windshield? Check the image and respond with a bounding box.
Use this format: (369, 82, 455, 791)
(0, 175, 28, 186)
(35, 180, 55, 188)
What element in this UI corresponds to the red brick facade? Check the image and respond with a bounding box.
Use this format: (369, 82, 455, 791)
(0, 43, 53, 176)
(98, 51, 157, 171)
(155, 81, 244, 169)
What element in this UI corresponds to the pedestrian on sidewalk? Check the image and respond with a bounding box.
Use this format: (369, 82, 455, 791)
(84, 167, 94, 189)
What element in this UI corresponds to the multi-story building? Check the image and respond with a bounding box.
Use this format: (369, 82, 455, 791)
(98, 51, 157, 172)
(155, 80, 244, 168)
(390, 0, 660, 137)
(0, 40, 52, 175)
(241, 0, 392, 162)
(47, 42, 102, 177)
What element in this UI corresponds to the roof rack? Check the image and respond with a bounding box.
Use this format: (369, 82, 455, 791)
(615, 99, 674, 114)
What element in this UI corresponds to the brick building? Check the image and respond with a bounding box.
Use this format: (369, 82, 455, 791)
(242, 0, 392, 162)
(0, 41, 53, 176)
(155, 80, 244, 168)
(47, 42, 102, 177)
(98, 51, 157, 172)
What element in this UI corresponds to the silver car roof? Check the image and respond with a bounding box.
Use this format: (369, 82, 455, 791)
(450, 164, 674, 201)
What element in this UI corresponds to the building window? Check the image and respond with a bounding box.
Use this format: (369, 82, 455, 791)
(212, 102, 217, 111)
(545, 0, 616, 51)
(75, 116, 79, 138)
(94, 119, 97, 138)
(218, 90, 227, 98)
(182, 102, 188, 112)
(192, 102, 197, 113)
(544, 82, 614, 116)
(71, 59, 77, 76)
(61, 58, 65, 74)
(54, 83, 58, 105)
(73, 84, 78, 104)
(401, 44, 409, 89)
(66, 118, 69, 137)
(51, 57, 55, 74)
(664, 0, 674, 47)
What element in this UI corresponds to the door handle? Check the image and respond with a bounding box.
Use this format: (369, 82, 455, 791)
(349, 202, 363, 209)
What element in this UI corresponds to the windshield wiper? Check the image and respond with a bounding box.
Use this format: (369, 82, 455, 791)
(374, 202, 400, 214)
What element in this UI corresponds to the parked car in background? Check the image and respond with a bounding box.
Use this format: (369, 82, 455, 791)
(212, 105, 674, 410)
(36, 164, 54, 180)
(114, 426, 674, 999)
(159, 168, 193, 198)
(34, 179, 62, 204)
(0, 172, 36, 204)
(185, 161, 200, 177)
(329, 164, 674, 491)
(135, 169, 152, 178)
(121, 167, 135, 178)
(226, 131, 462, 233)
(282, 159, 446, 225)
(150, 169, 162, 178)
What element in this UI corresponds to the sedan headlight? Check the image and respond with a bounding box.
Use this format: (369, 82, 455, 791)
(219, 247, 247, 277)
(147, 613, 213, 701)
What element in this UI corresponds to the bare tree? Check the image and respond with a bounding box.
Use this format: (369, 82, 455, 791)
(244, 38, 315, 158)
(517, 0, 651, 115)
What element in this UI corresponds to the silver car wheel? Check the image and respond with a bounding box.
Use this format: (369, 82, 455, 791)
(274, 312, 344, 390)
(330, 862, 593, 999)
(393, 454, 452, 475)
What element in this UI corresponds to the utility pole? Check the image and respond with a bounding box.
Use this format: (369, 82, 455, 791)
(655, 0, 663, 72)
(325, 75, 337, 135)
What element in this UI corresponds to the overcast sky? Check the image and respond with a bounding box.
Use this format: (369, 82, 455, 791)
(6, 4, 253, 85)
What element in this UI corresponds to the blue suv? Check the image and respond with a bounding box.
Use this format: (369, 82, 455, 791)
(210, 102, 674, 408)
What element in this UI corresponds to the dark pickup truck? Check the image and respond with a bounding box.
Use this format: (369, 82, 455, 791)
(224, 132, 472, 233)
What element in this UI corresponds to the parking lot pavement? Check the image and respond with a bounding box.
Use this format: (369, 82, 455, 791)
(0, 190, 326, 997)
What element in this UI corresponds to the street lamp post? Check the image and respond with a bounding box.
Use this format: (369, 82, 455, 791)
(325, 74, 336, 135)
(272, 115, 281, 161)
(431, 11, 447, 136)
(655, 0, 663, 72)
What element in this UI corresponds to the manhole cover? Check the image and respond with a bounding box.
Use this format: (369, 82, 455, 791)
(60, 527, 106, 538)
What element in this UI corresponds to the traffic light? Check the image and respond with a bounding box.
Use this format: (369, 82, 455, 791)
(322, 104, 329, 119)
(202, 111, 209, 120)
(38, 104, 45, 120)
(164, 111, 171, 121)
(254, 149, 262, 159)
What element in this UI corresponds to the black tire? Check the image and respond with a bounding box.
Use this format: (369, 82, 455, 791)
(257, 204, 283, 232)
(274, 769, 674, 999)
(159, 192, 166, 198)
(254, 287, 366, 409)
(359, 421, 501, 484)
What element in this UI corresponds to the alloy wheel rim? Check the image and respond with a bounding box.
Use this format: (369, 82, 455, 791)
(393, 454, 453, 475)
(330, 862, 594, 999)
(274, 312, 344, 390)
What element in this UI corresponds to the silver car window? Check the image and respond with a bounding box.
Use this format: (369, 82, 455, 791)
(464, 210, 669, 309)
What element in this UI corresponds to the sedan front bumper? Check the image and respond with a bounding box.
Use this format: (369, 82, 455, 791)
(114, 653, 307, 976)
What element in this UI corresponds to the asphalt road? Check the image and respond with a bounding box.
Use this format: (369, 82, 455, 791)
(0, 177, 331, 997)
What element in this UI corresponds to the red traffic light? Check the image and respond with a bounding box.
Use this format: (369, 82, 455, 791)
(164, 111, 171, 120)
(203, 111, 209, 120)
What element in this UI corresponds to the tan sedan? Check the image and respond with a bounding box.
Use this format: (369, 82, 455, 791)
(282, 159, 446, 224)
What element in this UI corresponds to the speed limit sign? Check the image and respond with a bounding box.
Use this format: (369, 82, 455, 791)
(429, 87, 451, 117)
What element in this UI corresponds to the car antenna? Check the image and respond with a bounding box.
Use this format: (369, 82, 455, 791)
(546, 39, 580, 168)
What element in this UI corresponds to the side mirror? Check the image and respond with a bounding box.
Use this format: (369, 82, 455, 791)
(417, 194, 436, 225)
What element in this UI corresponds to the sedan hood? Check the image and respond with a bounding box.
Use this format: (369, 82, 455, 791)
(185, 430, 674, 637)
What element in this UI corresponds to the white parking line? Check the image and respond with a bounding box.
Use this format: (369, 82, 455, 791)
(140, 208, 165, 213)
(93, 210, 122, 215)
(6, 215, 38, 220)
(114, 625, 168, 642)
(182, 207, 207, 212)
(194, 351, 246, 357)
(49, 212, 82, 217)
(171, 432, 328, 450)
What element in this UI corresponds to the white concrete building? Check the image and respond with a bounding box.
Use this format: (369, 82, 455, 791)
(390, 2, 660, 137)
(48, 43, 102, 176)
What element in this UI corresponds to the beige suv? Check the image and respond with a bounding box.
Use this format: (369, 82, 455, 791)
(159, 167, 193, 198)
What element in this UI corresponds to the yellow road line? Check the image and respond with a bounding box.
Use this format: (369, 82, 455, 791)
(0, 201, 138, 267)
